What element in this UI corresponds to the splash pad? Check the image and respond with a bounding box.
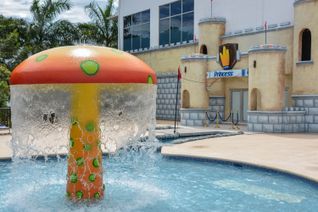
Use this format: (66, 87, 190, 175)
(10, 46, 157, 200)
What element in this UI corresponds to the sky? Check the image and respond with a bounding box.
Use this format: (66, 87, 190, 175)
(0, 0, 118, 23)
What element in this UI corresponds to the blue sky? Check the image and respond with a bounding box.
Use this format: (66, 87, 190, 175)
(0, 0, 118, 23)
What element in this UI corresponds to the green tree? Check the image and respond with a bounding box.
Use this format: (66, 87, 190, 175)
(29, 0, 75, 52)
(84, 0, 118, 47)
(51, 20, 79, 46)
(0, 64, 11, 107)
(77, 23, 99, 44)
(0, 15, 29, 70)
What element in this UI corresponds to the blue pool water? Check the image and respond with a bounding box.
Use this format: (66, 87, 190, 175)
(0, 147, 318, 212)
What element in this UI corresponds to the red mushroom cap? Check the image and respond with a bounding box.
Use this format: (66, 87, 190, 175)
(10, 46, 157, 85)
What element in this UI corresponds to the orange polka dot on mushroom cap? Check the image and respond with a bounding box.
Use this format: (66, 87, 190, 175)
(80, 60, 100, 76)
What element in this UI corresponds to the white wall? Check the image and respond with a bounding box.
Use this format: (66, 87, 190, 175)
(212, 0, 295, 33)
(118, 0, 295, 50)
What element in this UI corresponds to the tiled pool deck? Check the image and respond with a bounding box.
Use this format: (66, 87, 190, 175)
(1, 124, 318, 183)
(162, 133, 318, 183)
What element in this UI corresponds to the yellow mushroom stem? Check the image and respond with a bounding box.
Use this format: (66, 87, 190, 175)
(66, 84, 104, 200)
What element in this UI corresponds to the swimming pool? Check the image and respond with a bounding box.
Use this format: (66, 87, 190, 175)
(0, 145, 317, 211)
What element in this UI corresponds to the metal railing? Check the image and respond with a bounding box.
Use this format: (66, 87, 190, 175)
(206, 110, 240, 129)
(0, 107, 11, 128)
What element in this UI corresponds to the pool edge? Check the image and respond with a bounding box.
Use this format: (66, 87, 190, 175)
(161, 152, 318, 186)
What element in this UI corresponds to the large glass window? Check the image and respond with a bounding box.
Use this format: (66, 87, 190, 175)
(124, 10, 150, 51)
(159, 0, 194, 46)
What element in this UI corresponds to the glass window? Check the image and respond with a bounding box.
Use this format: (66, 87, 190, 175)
(159, 0, 194, 45)
(171, 1, 181, 16)
(124, 28, 131, 51)
(141, 10, 150, 23)
(182, 12, 194, 42)
(159, 19, 169, 46)
(132, 26, 141, 50)
(141, 23, 150, 48)
(171, 15, 181, 43)
(132, 13, 142, 25)
(183, 0, 194, 13)
(123, 10, 150, 51)
(124, 16, 131, 28)
(160, 4, 170, 19)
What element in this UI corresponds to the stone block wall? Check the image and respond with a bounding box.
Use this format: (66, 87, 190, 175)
(208, 96, 225, 123)
(156, 73, 181, 120)
(248, 111, 306, 133)
(180, 109, 208, 127)
(293, 95, 318, 132)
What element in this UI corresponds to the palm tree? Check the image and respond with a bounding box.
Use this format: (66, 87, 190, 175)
(85, 0, 118, 47)
(29, 0, 75, 52)
(77, 23, 99, 45)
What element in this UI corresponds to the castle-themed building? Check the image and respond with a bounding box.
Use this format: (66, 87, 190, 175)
(117, 0, 318, 133)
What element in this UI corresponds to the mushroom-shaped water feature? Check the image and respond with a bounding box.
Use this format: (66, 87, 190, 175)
(10, 46, 157, 200)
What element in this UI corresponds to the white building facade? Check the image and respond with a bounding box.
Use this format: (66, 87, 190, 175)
(117, 0, 318, 133)
(118, 0, 294, 51)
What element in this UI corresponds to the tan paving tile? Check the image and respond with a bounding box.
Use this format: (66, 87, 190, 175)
(162, 133, 318, 182)
(0, 135, 12, 159)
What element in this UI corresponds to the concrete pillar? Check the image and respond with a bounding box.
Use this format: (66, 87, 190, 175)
(248, 45, 287, 111)
(198, 17, 226, 56)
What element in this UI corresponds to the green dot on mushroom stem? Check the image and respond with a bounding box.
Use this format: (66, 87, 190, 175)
(83, 144, 92, 151)
(76, 157, 84, 166)
(76, 191, 83, 199)
(70, 173, 77, 183)
(86, 122, 95, 132)
(71, 118, 78, 125)
(89, 174, 96, 182)
(94, 192, 100, 199)
(69, 138, 74, 148)
(93, 158, 100, 168)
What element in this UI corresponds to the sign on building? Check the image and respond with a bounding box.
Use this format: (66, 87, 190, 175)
(207, 69, 249, 79)
(219, 43, 239, 70)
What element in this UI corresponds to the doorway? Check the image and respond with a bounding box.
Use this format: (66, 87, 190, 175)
(231, 89, 248, 122)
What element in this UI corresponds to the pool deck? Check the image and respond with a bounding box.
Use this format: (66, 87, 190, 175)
(162, 133, 318, 183)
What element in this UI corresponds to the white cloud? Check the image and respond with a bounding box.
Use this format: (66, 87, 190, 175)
(0, 0, 118, 23)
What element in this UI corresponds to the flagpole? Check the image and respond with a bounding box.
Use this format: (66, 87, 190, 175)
(210, 0, 213, 18)
(265, 21, 268, 44)
(174, 67, 181, 134)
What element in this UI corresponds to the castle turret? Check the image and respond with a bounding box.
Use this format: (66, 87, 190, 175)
(198, 18, 226, 55)
(292, 0, 318, 132)
(248, 45, 286, 111)
(180, 55, 209, 126)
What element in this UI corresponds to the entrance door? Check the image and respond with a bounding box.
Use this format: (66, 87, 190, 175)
(231, 90, 248, 122)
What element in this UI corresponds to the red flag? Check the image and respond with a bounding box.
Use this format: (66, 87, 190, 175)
(178, 66, 181, 80)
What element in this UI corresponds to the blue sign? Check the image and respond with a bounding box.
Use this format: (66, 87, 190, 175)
(207, 69, 249, 79)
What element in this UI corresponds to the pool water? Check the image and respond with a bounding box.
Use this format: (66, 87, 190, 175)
(0, 145, 318, 212)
